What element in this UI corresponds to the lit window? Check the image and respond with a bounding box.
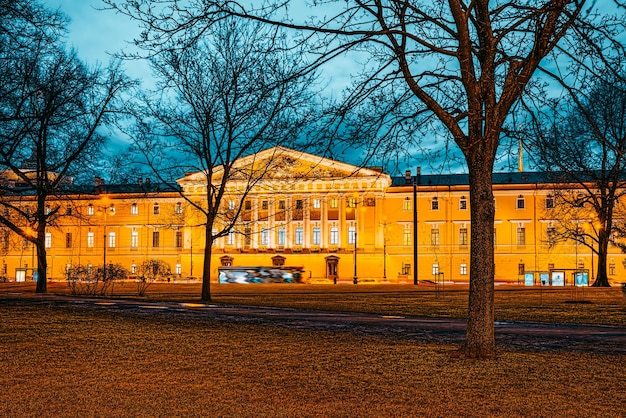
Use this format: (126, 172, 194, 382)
(403, 227, 412, 246)
(227, 231, 235, 246)
(176, 264, 182, 275)
(131, 229, 139, 248)
(312, 227, 321, 245)
(261, 229, 269, 246)
(313, 199, 321, 209)
(131, 203, 138, 215)
(347, 198, 357, 208)
(516, 227, 526, 246)
(88, 204, 94, 216)
(228, 201, 235, 210)
(278, 228, 286, 246)
(403, 198, 411, 211)
(432, 263, 439, 275)
(175, 202, 183, 214)
(330, 198, 338, 209)
(460, 263, 467, 275)
(109, 204, 116, 215)
(295, 227, 304, 245)
(108, 231, 116, 248)
(45, 233, 52, 248)
(330, 226, 339, 245)
(131, 264, 136, 274)
(348, 226, 356, 245)
(87, 231, 94, 248)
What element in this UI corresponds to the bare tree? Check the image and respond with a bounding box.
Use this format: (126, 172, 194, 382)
(0, 0, 132, 293)
(106, 0, 625, 357)
(531, 70, 626, 287)
(121, 16, 318, 301)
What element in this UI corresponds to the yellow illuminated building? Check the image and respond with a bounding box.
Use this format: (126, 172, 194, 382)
(1, 147, 622, 285)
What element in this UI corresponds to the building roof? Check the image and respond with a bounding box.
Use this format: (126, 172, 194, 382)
(391, 171, 579, 188)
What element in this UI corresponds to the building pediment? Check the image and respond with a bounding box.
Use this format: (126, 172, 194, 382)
(177, 146, 390, 188)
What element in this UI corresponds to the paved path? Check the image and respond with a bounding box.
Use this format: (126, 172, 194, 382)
(2, 292, 625, 355)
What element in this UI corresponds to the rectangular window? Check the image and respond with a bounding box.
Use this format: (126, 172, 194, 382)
(330, 226, 339, 245)
(65, 232, 72, 249)
(432, 263, 439, 275)
(347, 198, 357, 208)
(45, 233, 52, 248)
(176, 264, 182, 274)
(228, 200, 235, 210)
(88, 204, 94, 216)
(295, 200, 303, 210)
(66, 205, 72, 216)
(175, 202, 183, 214)
(312, 227, 321, 245)
(153, 203, 160, 214)
(459, 198, 467, 210)
(516, 227, 526, 246)
(459, 228, 468, 246)
(545, 195, 554, 209)
(516, 196, 525, 209)
(313, 199, 321, 209)
(403, 227, 412, 246)
(431, 198, 439, 210)
(546, 226, 557, 247)
(403, 199, 411, 211)
(518, 263, 525, 275)
(431, 228, 440, 247)
(261, 200, 268, 211)
(348, 226, 356, 245)
(330, 198, 338, 209)
(87, 231, 94, 248)
(227, 231, 235, 246)
(131, 229, 139, 248)
(152, 230, 160, 248)
(244, 200, 252, 210)
(175, 228, 183, 248)
(278, 228, 286, 246)
(131, 264, 136, 274)
(295, 227, 304, 245)
(261, 229, 269, 246)
(460, 263, 467, 275)
(108, 231, 116, 248)
(131, 203, 138, 215)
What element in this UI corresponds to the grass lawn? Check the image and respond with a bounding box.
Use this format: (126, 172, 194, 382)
(1, 282, 625, 417)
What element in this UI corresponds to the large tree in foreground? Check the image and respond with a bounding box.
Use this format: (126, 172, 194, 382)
(125, 17, 318, 301)
(531, 70, 626, 287)
(107, 1, 624, 357)
(0, 0, 131, 292)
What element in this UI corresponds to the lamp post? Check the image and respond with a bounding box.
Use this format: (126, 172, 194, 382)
(353, 231, 358, 284)
(99, 197, 114, 282)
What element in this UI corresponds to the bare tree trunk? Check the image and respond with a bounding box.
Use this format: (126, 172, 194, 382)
(201, 233, 213, 301)
(463, 157, 496, 358)
(593, 230, 610, 287)
(35, 242, 48, 293)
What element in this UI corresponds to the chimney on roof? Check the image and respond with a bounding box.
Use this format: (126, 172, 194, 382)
(94, 176, 105, 193)
(405, 170, 411, 184)
(145, 178, 151, 187)
(138, 178, 143, 187)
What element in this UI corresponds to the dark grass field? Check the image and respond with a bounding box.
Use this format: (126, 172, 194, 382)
(1, 281, 625, 417)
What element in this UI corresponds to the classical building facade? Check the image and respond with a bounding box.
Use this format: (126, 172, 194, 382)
(1, 147, 623, 285)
